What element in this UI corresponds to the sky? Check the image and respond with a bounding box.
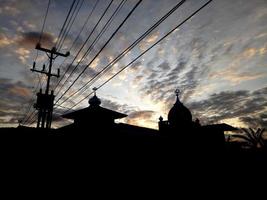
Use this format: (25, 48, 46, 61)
(0, 0, 266, 131)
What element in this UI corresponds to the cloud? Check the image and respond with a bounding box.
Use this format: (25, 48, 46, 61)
(209, 70, 266, 85)
(157, 62, 170, 71)
(0, 4, 20, 16)
(124, 110, 157, 128)
(14, 47, 30, 64)
(101, 98, 137, 115)
(0, 78, 32, 100)
(187, 87, 267, 128)
(0, 78, 33, 126)
(17, 31, 55, 49)
(138, 31, 160, 51)
(0, 34, 15, 47)
(208, 45, 267, 85)
(9, 85, 31, 97)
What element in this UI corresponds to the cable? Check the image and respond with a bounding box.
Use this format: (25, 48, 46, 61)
(54, 0, 142, 106)
(57, 0, 84, 51)
(57, 0, 81, 50)
(34, 0, 51, 62)
(54, 0, 126, 95)
(55, 0, 77, 48)
(25, 0, 77, 126)
(64, 0, 213, 112)
(28, 112, 38, 126)
(67, 0, 100, 51)
(52, 0, 100, 91)
(57, 0, 186, 105)
(21, 86, 39, 125)
(23, 110, 37, 125)
(54, 0, 114, 95)
(22, 0, 77, 126)
(21, 0, 51, 125)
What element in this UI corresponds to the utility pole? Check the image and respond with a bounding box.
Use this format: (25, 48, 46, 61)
(31, 43, 69, 129)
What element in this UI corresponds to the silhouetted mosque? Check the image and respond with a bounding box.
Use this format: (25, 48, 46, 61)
(158, 89, 237, 150)
(59, 90, 159, 137)
(58, 88, 237, 151)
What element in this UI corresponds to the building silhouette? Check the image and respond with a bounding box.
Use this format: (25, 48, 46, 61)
(61, 94, 127, 130)
(59, 92, 159, 138)
(58, 89, 237, 154)
(158, 89, 237, 151)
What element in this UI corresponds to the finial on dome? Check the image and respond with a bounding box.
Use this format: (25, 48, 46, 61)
(89, 87, 101, 106)
(175, 88, 180, 97)
(93, 87, 98, 96)
(174, 88, 181, 105)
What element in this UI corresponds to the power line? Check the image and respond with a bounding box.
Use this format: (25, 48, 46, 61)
(54, 0, 143, 106)
(27, 0, 102, 127)
(55, 0, 77, 48)
(38, 0, 51, 44)
(52, 0, 100, 91)
(22, 60, 50, 125)
(57, 0, 81, 50)
(23, 109, 37, 125)
(21, 0, 51, 125)
(34, 0, 51, 62)
(56, 0, 186, 106)
(23, 0, 77, 126)
(64, 0, 213, 112)
(57, 0, 84, 51)
(53, 0, 114, 95)
(54, 0, 126, 95)
(20, 73, 43, 125)
(67, 0, 100, 51)
(22, 0, 77, 127)
(28, 112, 38, 126)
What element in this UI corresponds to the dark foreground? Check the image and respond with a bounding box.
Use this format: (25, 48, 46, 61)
(1, 127, 266, 166)
(1, 127, 266, 195)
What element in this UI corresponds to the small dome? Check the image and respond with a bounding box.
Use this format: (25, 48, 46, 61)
(89, 94, 101, 106)
(168, 94, 192, 127)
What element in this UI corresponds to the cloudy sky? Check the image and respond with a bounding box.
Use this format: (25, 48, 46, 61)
(0, 0, 266, 130)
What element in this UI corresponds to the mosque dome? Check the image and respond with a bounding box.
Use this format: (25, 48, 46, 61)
(89, 95, 101, 106)
(168, 89, 192, 127)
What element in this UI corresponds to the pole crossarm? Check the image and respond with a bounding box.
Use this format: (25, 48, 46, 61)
(35, 43, 70, 57)
(30, 68, 60, 78)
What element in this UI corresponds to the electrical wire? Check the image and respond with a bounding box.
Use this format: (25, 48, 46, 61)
(63, 0, 213, 112)
(54, 0, 142, 106)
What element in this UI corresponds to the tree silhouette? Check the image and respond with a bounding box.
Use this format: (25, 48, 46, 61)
(232, 128, 265, 149)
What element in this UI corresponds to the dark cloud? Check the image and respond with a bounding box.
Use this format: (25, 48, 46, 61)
(132, 75, 144, 86)
(127, 61, 142, 73)
(166, 61, 187, 78)
(0, 78, 33, 125)
(138, 60, 201, 106)
(101, 98, 137, 115)
(17, 31, 54, 48)
(101, 98, 121, 112)
(187, 87, 267, 128)
(239, 116, 267, 129)
(0, 78, 32, 102)
(157, 62, 170, 71)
